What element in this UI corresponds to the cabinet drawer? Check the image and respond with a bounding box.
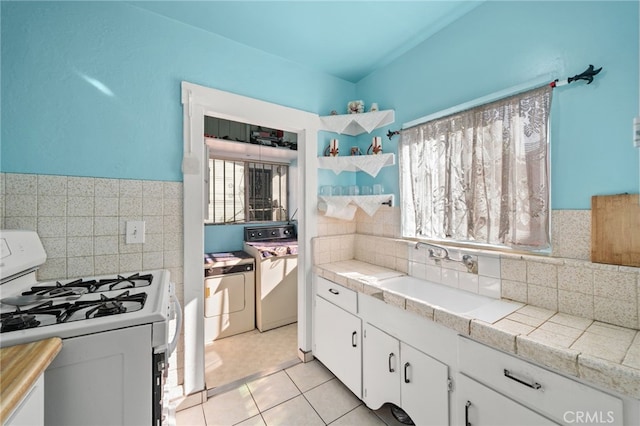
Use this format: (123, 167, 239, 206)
(458, 374, 558, 425)
(458, 337, 623, 425)
(316, 276, 357, 313)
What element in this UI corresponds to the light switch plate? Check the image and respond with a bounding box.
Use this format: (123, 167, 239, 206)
(126, 221, 145, 244)
(634, 116, 640, 148)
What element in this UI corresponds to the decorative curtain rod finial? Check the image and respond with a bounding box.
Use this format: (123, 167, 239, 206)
(550, 64, 602, 88)
(387, 129, 400, 140)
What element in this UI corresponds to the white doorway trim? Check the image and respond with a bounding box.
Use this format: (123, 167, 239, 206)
(181, 82, 319, 394)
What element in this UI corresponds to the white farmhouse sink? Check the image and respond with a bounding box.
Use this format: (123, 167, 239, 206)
(376, 275, 522, 324)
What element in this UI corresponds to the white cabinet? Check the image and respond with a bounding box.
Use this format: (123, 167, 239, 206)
(44, 325, 153, 425)
(363, 323, 401, 408)
(314, 286, 362, 398)
(458, 337, 624, 426)
(401, 342, 449, 426)
(314, 273, 635, 426)
(5, 374, 44, 426)
(316, 276, 358, 312)
(363, 323, 449, 426)
(457, 374, 558, 426)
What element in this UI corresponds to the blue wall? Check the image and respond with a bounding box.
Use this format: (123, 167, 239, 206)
(1, 1, 355, 181)
(1, 1, 355, 254)
(2, 1, 638, 253)
(356, 0, 639, 210)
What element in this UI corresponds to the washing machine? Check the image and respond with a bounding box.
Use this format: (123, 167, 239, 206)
(204, 251, 255, 342)
(243, 225, 298, 332)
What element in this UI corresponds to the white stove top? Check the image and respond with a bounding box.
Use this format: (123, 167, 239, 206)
(0, 230, 174, 348)
(0, 269, 172, 348)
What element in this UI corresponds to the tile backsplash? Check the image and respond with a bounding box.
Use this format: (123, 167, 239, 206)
(315, 206, 640, 330)
(1, 172, 183, 281)
(0, 172, 185, 387)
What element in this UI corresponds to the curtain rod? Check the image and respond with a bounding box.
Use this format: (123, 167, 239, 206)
(387, 64, 602, 139)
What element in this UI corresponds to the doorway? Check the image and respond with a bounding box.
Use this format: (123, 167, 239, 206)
(181, 82, 319, 396)
(204, 323, 299, 394)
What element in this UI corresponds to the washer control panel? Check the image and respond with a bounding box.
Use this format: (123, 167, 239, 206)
(244, 224, 297, 242)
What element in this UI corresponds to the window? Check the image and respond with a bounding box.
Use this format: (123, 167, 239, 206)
(206, 158, 289, 224)
(399, 85, 552, 251)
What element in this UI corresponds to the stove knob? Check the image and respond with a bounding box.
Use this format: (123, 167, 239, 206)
(271, 231, 276, 236)
(257, 232, 263, 237)
(284, 229, 290, 235)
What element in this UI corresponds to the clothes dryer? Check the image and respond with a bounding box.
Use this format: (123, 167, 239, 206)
(204, 251, 255, 341)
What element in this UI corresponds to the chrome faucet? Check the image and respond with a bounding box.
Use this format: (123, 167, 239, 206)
(414, 241, 449, 260)
(415, 241, 478, 274)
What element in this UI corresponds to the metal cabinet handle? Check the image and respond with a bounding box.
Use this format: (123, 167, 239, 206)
(503, 369, 542, 390)
(388, 353, 395, 372)
(328, 288, 339, 295)
(351, 331, 357, 347)
(465, 401, 472, 426)
(403, 362, 411, 383)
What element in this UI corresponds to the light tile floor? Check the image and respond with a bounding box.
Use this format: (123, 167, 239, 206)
(177, 360, 406, 426)
(205, 323, 299, 390)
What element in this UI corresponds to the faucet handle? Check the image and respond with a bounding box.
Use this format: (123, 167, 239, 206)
(462, 254, 478, 274)
(429, 248, 447, 260)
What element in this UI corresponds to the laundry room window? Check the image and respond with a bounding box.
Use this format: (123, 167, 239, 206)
(206, 158, 289, 224)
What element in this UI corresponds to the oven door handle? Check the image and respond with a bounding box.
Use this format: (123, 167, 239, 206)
(168, 291, 183, 356)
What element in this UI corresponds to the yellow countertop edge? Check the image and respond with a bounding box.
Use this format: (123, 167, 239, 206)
(0, 337, 63, 424)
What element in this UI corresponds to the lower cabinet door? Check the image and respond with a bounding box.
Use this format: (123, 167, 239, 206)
(314, 295, 362, 398)
(6, 374, 44, 426)
(458, 374, 559, 426)
(45, 325, 153, 425)
(362, 323, 401, 409)
(400, 342, 449, 426)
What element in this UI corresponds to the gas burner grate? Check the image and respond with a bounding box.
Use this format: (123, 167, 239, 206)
(1, 313, 39, 332)
(96, 273, 154, 291)
(58, 291, 148, 323)
(21, 273, 154, 296)
(86, 294, 127, 318)
(22, 278, 98, 296)
(0, 301, 69, 332)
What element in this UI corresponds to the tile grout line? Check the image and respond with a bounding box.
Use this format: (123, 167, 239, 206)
(198, 403, 207, 426)
(283, 363, 335, 395)
(245, 371, 303, 421)
(244, 384, 265, 426)
(324, 403, 367, 426)
(282, 365, 355, 425)
(297, 380, 331, 425)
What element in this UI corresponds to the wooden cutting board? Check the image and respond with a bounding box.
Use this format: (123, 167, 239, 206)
(591, 194, 640, 267)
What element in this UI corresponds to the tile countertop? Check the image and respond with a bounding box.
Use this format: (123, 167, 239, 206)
(0, 337, 63, 423)
(314, 260, 640, 400)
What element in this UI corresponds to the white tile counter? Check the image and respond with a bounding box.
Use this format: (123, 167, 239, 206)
(314, 260, 640, 399)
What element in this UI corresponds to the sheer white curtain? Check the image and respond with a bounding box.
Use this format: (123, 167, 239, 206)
(400, 85, 552, 250)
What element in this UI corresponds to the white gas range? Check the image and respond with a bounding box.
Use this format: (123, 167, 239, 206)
(0, 230, 182, 426)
